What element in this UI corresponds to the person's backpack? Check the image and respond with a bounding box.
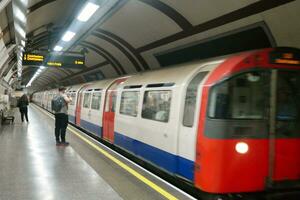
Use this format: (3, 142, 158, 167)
(51, 95, 65, 112)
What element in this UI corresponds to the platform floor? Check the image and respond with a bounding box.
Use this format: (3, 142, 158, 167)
(0, 105, 193, 200)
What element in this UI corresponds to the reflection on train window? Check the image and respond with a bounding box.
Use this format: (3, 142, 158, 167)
(91, 92, 101, 110)
(69, 93, 76, 106)
(142, 90, 171, 122)
(120, 91, 139, 117)
(111, 92, 117, 112)
(183, 72, 208, 127)
(83, 92, 91, 108)
(208, 72, 270, 119)
(276, 71, 300, 137)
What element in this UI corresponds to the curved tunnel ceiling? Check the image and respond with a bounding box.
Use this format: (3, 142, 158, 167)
(16, 0, 300, 91)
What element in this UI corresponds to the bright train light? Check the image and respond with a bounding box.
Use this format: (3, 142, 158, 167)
(77, 2, 99, 22)
(54, 45, 63, 51)
(235, 142, 249, 154)
(62, 31, 76, 42)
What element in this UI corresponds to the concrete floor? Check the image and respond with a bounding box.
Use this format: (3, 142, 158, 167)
(0, 105, 192, 200)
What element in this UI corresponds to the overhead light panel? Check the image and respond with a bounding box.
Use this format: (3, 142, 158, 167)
(62, 31, 76, 42)
(77, 2, 99, 22)
(21, 40, 25, 47)
(15, 6, 26, 24)
(54, 45, 63, 51)
(15, 24, 26, 38)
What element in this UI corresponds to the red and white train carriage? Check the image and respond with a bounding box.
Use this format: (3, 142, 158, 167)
(33, 47, 300, 198)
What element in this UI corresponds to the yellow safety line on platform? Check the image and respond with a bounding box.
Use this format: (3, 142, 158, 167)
(32, 104, 178, 200)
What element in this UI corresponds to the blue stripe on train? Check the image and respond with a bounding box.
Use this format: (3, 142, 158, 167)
(114, 132, 194, 181)
(67, 117, 194, 181)
(80, 119, 102, 138)
(69, 115, 75, 124)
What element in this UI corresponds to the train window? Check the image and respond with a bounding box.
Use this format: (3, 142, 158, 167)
(120, 91, 139, 117)
(142, 90, 171, 123)
(183, 72, 208, 127)
(276, 71, 300, 137)
(83, 92, 91, 108)
(111, 92, 117, 112)
(208, 71, 270, 119)
(69, 93, 76, 106)
(91, 92, 102, 110)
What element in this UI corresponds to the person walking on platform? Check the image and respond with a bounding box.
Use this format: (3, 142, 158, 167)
(17, 93, 29, 123)
(52, 87, 72, 146)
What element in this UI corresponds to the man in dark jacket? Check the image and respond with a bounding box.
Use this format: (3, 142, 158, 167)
(53, 87, 72, 146)
(17, 93, 29, 122)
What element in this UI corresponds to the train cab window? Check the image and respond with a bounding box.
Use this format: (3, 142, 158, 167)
(83, 92, 91, 108)
(208, 71, 270, 119)
(142, 90, 172, 122)
(91, 91, 102, 110)
(120, 91, 139, 117)
(183, 72, 208, 127)
(276, 71, 300, 137)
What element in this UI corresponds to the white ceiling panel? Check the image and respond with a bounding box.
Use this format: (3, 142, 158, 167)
(101, 0, 181, 48)
(85, 35, 137, 74)
(160, 0, 259, 26)
(26, 0, 76, 33)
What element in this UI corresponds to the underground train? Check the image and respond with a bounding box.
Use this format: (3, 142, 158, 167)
(33, 47, 300, 197)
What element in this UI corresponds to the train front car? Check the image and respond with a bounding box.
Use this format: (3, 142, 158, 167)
(194, 48, 300, 196)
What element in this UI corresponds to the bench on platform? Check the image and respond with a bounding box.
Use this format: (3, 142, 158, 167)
(1, 109, 14, 125)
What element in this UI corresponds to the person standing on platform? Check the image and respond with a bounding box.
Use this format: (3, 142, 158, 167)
(52, 87, 72, 146)
(17, 93, 29, 123)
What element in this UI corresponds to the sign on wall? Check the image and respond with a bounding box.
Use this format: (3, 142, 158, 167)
(22, 52, 85, 69)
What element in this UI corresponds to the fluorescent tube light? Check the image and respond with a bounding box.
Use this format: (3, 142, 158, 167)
(54, 45, 63, 51)
(15, 7, 26, 23)
(77, 2, 99, 22)
(21, 40, 25, 47)
(62, 31, 76, 42)
(15, 24, 26, 38)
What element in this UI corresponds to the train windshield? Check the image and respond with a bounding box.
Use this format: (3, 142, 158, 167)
(207, 70, 300, 138)
(276, 71, 300, 137)
(208, 71, 270, 120)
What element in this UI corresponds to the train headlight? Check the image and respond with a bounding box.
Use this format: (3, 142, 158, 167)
(235, 142, 249, 154)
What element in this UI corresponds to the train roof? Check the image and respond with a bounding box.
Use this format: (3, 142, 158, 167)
(122, 59, 224, 87)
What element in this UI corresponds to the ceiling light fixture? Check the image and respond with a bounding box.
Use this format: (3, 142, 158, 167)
(21, 40, 25, 47)
(15, 24, 26, 38)
(77, 2, 99, 22)
(62, 31, 76, 42)
(54, 45, 63, 51)
(14, 6, 26, 23)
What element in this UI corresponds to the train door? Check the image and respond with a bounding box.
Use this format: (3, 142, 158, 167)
(103, 78, 127, 143)
(89, 89, 102, 137)
(75, 85, 90, 125)
(269, 70, 300, 186)
(177, 71, 208, 181)
(80, 90, 92, 128)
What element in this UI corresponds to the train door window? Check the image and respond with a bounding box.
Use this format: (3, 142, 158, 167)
(111, 92, 117, 112)
(142, 90, 172, 122)
(91, 91, 102, 110)
(120, 91, 140, 117)
(69, 93, 76, 106)
(276, 71, 300, 137)
(183, 72, 208, 127)
(83, 92, 91, 108)
(208, 71, 270, 119)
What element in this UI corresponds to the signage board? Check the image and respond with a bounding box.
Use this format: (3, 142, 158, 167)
(270, 48, 300, 65)
(22, 52, 85, 69)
